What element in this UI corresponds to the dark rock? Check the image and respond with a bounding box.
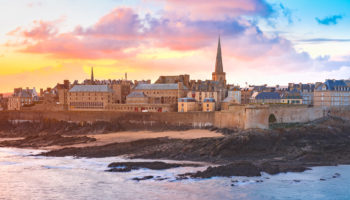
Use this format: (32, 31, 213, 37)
(260, 162, 280, 175)
(107, 161, 200, 172)
(182, 161, 261, 179)
(0, 134, 96, 148)
(132, 176, 154, 181)
(320, 178, 326, 181)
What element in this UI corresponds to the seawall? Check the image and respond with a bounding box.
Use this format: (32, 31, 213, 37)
(1, 105, 349, 130)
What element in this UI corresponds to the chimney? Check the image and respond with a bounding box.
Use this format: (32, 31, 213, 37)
(178, 82, 183, 90)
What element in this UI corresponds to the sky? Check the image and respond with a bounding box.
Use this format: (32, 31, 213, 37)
(0, 0, 350, 92)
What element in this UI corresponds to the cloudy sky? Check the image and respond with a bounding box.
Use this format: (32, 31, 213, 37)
(0, 0, 350, 92)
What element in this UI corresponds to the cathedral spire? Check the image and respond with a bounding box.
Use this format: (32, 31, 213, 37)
(212, 36, 226, 83)
(215, 36, 223, 73)
(91, 67, 94, 83)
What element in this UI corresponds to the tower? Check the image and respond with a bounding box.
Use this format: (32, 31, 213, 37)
(212, 36, 226, 84)
(91, 67, 94, 83)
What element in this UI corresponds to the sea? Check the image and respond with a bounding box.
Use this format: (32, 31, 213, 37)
(0, 147, 349, 200)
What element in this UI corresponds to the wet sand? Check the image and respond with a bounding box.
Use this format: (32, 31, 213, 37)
(43, 129, 224, 150)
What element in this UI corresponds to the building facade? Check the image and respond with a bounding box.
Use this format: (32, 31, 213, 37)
(67, 85, 113, 111)
(314, 79, 350, 107)
(178, 97, 199, 112)
(7, 87, 38, 110)
(202, 98, 216, 112)
(132, 83, 188, 106)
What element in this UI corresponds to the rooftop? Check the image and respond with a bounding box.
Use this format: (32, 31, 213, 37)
(178, 97, 196, 102)
(134, 83, 188, 90)
(204, 98, 216, 102)
(127, 91, 147, 98)
(69, 85, 113, 93)
(254, 92, 281, 100)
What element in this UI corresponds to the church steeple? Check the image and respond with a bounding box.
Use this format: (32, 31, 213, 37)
(212, 36, 226, 84)
(215, 36, 223, 73)
(91, 67, 94, 83)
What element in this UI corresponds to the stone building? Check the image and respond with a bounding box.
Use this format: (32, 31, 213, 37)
(111, 91, 174, 112)
(8, 87, 38, 110)
(126, 92, 149, 104)
(155, 74, 190, 88)
(221, 88, 241, 110)
(314, 79, 350, 107)
(0, 94, 7, 111)
(132, 83, 188, 106)
(202, 98, 216, 112)
(240, 87, 253, 105)
(67, 85, 113, 111)
(178, 97, 199, 112)
(288, 83, 315, 105)
(110, 80, 133, 104)
(57, 80, 71, 109)
(281, 91, 303, 104)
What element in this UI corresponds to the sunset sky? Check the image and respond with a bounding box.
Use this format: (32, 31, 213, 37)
(1, 0, 350, 93)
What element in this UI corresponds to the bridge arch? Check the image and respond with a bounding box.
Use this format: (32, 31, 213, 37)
(268, 113, 277, 125)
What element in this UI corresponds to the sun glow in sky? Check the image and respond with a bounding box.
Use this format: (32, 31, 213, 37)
(0, 0, 350, 92)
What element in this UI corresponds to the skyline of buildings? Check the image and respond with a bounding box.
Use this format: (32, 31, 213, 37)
(1, 1, 350, 93)
(2, 37, 350, 112)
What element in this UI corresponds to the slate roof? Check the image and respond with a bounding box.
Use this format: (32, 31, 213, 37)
(69, 85, 113, 92)
(127, 92, 147, 98)
(254, 92, 281, 100)
(315, 80, 350, 91)
(178, 97, 196, 102)
(14, 89, 38, 98)
(134, 84, 188, 90)
(204, 98, 216, 102)
(324, 80, 347, 90)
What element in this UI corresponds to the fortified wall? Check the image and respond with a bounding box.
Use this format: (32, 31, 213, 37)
(1, 105, 348, 130)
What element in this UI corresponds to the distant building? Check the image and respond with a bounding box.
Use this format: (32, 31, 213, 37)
(8, 87, 38, 110)
(132, 83, 188, 106)
(221, 88, 241, 110)
(57, 80, 71, 110)
(288, 83, 315, 105)
(110, 91, 173, 112)
(110, 80, 133, 104)
(250, 92, 281, 104)
(41, 87, 58, 104)
(178, 97, 199, 112)
(314, 79, 350, 107)
(281, 90, 303, 104)
(240, 87, 253, 105)
(202, 98, 216, 112)
(67, 85, 113, 111)
(126, 92, 149, 104)
(155, 74, 190, 88)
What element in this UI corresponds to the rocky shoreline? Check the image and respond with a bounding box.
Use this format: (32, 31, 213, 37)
(1, 116, 350, 179)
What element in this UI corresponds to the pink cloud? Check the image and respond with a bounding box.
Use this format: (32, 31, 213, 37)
(74, 8, 143, 39)
(6, 4, 348, 78)
(8, 20, 59, 40)
(155, 0, 273, 20)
